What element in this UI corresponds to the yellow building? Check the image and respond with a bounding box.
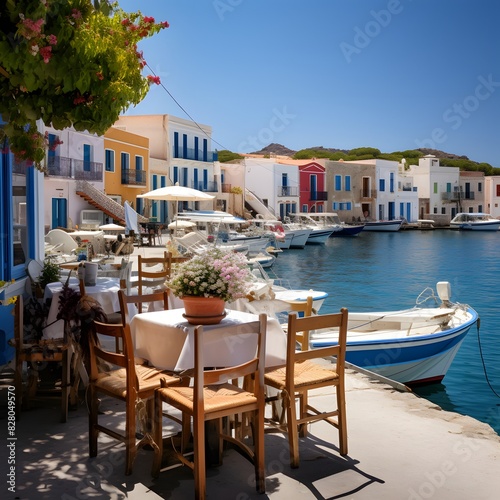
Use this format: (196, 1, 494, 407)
(104, 127, 150, 216)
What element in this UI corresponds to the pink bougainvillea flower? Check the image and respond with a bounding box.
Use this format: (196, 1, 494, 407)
(161, 21, 170, 28)
(147, 75, 161, 85)
(47, 34, 57, 45)
(96, 71, 104, 80)
(143, 16, 155, 23)
(39, 45, 52, 63)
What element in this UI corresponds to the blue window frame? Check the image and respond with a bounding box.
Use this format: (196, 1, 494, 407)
(182, 134, 187, 159)
(105, 149, 114, 172)
(0, 149, 35, 280)
(173, 132, 179, 158)
(203, 169, 208, 190)
(194, 137, 199, 161)
(390, 172, 394, 193)
(121, 152, 129, 170)
(379, 179, 385, 192)
(203, 139, 208, 162)
(182, 167, 188, 187)
(335, 175, 342, 191)
(135, 155, 143, 183)
(83, 144, 92, 171)
(345, 175, 351, 191)
(194, 169, 199, 190)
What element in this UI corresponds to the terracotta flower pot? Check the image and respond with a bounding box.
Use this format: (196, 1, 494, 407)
(182, 296, 226, 325)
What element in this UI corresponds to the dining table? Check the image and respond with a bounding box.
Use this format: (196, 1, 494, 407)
(129, 308, 287, 372)
(43, 276, 122, 338)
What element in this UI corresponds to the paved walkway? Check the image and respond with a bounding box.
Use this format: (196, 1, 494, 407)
(1, 240, 499, 499)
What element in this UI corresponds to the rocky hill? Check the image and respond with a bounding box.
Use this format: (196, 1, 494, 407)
(251, 143, 469, 161)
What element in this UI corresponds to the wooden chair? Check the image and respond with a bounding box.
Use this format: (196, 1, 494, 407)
(137, 251, 170, 295)
(264, 307, 349, 468)
(88, 320, 184, 475)
(152, 314, 268, 499)
(13, 295, 70, 422)
(118, 288, 169, 326)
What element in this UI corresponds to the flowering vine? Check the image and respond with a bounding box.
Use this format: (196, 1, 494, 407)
(0, 0, 169, 171)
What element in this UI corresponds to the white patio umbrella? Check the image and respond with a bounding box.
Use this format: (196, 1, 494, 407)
(98, 223, 125, 231)
(138, 184, 215, 234)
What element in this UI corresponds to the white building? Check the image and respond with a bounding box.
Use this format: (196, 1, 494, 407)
(42, 124, 105, 231)
(244, 157, 300, 219)
(114, 114, 218, 221)
(407, 155, 460, 223)
(350, 159, 418, 222)
(484, 175, 500, 218)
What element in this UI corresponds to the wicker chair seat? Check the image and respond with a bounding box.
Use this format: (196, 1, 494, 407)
(265, 359, 339, 389)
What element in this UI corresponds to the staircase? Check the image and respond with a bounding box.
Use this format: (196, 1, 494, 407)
(75, 180, 148, 225)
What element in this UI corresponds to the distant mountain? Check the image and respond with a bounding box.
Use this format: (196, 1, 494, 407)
(250, 143, 468, 161)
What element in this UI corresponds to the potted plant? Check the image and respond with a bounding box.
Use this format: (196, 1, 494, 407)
(37, 257, 61, 294)
(167, 247, 253, 324)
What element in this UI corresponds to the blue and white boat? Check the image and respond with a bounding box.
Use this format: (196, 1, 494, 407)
(310, 282, 479, 386)
(362, 219, 404, 231)
(449, 212, 500, 231)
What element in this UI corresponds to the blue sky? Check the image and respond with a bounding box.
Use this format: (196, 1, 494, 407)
(118, 0, 500, 166)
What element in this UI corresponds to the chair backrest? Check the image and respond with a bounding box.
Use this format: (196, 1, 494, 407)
(88, 320, 137, 389)
(288, 296, 314, 351)
(286, 308, 348, 385)
(137, 251, 170, 295)
(118, 289, 169, 325)
(193, 314, 267, 409)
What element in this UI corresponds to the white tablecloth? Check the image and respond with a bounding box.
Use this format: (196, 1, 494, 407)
(129, 308, 286, 372)
(43, 277, 121, 338)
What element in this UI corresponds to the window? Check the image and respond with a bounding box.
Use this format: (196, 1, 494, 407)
(478, 205, 483, 212)
(433, 182, 438, 194)
(203, 139, 208, 162)
(478, 182, 482, 192)
(173, 166, 178, 184)
(335, 175, 342, 191)
(182, 134, 187, 159)
(203, 169, 208, 190)
(135, 155, 143, 170)
(301, 204, 308, 212)
(446, 182, 451, 193)
(390, 172, 394, 193)
(332, 202, 338, 210)
(379, 179, 385, 192)
(194, 137, 199, 160)
(83, 144, 92, 171)
(441, 207, 446, 214)
(121, 152, 129, 170)
(345, 175, 351, 192)
(105, 150, 115, 172)
(173, 132, 179, 158)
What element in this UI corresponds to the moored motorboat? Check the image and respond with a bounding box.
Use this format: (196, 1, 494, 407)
(304, 212, 365, 236)
(449, 212, 500, 231)
(288, 213, 341, 243)
(309, 282, 479, 386)
(363, 219, 403, 232)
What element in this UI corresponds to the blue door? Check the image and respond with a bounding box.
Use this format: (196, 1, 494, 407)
(52, 198, 67, 228)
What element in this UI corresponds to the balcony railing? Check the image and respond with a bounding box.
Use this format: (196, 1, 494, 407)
(173, 147, 218, 162)
(309, 191, 328, 201)
(47, 156, 103, 181)
(441, 192, 459, 201)
(121, 169, 147, 186)
(278, 186, 298, 197)
(192, 181, 218, 192)
(360, 189, 377, 199)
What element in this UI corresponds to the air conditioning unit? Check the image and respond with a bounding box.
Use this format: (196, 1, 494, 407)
(80, 210, 104, 230)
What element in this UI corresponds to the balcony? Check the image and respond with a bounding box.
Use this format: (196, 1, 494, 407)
(173, 147, 218, 162)
(191, 181, 218, 192)
(47, 156, 103, 181)
(309, 191, 328, 201)
(441, 192, 460, 202)
(278, 186, 298, 197)
(121, 169, 147, 186)
(360, 189, 377, 200)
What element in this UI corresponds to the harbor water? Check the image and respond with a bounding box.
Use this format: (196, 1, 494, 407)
(271, 229, 500, 435)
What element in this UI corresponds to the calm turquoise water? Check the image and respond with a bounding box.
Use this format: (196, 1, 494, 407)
(271, 229, 500, 435)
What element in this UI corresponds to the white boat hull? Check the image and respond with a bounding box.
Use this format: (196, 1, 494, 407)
(363, 220, 403, 231)
(310, 304, 478, 386)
